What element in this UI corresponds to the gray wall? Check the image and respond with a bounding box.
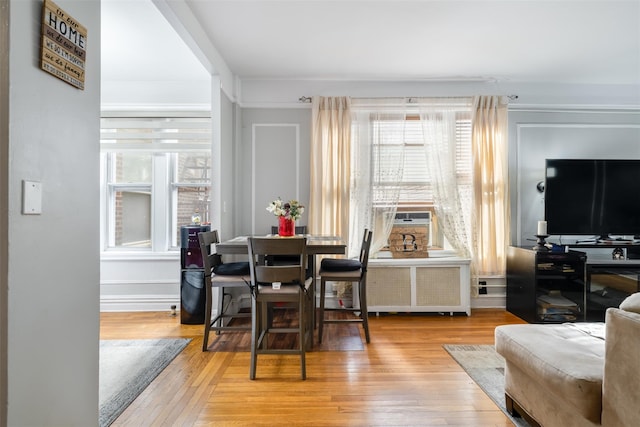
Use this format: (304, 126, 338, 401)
(1, 0, 8, 423)
(6, 0, 100, 425)
(236, 108, 312, 236)
(218, 91, 238, 241)
(509, 109, 640, 246)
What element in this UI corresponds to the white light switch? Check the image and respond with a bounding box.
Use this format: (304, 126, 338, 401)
(22, 180, 42, 215)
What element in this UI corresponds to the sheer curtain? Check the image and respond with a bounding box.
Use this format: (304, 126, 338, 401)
(418, 98, 475, 266)
(312, 95, 507, 290)
(350, 99, 407, 256)
(309, 97, 352, 245)
(472, 95, 509, 277)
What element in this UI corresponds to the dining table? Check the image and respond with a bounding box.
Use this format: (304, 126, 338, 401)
(215, 234, 347, 343)
(216, 234, 346, 256)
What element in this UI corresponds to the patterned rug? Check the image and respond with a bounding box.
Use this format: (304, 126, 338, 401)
(443, 344, 530, 427)
(99, 338, 191, 427)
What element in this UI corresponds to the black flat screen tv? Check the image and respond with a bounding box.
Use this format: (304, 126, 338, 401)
(544, 159, 640, 240)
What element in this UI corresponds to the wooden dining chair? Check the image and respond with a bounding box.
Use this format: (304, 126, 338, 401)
(247, 236, 313, 380)
(317, 229, 373, 344)
(198, 230, 252, 351)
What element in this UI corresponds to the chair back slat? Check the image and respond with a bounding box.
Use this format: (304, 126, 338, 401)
(254, 265, 302, 284)
(198, 230, 223, 277)
(359, 229, 374, 271)
(247, 237, 307, 285)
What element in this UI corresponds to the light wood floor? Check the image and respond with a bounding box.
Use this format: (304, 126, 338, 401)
(100, 309, 526, 426)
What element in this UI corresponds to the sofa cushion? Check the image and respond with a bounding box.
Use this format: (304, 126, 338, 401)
(565, 322, 606, 340)
(495, 323, 605, 424)
(619, 292, 640, 314)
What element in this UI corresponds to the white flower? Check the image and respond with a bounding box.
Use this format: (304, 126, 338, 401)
(266, 198, 305, 220)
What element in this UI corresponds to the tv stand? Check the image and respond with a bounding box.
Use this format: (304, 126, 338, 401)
(507, 246, 640, 323)
(507, 246, 587, 323)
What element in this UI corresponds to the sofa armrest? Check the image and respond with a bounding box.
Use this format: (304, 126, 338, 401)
(601, 307, 640, 426)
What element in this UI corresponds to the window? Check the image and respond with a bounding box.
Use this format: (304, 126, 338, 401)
(100, 114, 211, 252)
(171, 152, 211, 247)
(372, 114, 471, 210)
(355, 107, 472, 252)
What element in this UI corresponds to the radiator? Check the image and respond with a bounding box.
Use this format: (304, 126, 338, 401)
(365, 257, 471, 315)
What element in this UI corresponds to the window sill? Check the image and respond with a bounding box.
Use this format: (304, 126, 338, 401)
(375, 249, 460, 259)
(100, 251, 179, 262)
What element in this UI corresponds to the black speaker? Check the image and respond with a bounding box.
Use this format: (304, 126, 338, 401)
(180, 270, 205, 324)
(181, 248, 204, 269)
(180, 225, 210, 249)
(180, 225, 210, 268)
(179, 225, 210, 324)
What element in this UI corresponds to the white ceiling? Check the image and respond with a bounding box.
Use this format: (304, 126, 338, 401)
(102, 0, 640, 87)
(102, 0, 209, 82)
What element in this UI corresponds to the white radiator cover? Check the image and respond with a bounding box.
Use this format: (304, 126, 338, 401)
(365, 257, 471, 315)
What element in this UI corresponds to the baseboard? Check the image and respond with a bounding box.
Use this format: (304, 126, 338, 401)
(471, 294, 507, 309)
(100, 295, 179, 312)
(100, 292, 507, 312)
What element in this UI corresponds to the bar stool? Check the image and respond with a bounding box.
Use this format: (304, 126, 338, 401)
(198, 230, 252, 351)
(247, 236, 313, 380)
(317, 229, 373, 344)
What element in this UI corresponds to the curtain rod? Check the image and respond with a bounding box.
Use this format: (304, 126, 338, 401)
(298, 95, 518, 103)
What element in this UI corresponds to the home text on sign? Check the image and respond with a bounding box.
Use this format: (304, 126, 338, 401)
(44, 6, 86, 50)
(40, 0, 87, 90)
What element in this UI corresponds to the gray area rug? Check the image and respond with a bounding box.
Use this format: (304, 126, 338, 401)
(99, 338, 191, 427)
(443, 344, 530, 427)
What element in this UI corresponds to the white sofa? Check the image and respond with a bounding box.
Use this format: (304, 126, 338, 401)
(495, 293, 640, 427)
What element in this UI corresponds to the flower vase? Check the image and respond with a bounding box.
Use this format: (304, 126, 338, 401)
(278, 216, 295, 237)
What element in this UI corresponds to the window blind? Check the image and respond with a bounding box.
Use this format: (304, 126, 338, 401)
(100, 116, 211, 152)
(371, 116, 471, 207)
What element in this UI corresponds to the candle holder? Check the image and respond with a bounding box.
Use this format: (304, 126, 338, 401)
(533, 235, 550, 251)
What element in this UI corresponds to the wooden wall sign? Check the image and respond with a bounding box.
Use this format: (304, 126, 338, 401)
(40, 0, 87, 90)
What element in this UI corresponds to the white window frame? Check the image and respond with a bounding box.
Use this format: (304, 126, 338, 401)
(100, 112, 212, 253)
